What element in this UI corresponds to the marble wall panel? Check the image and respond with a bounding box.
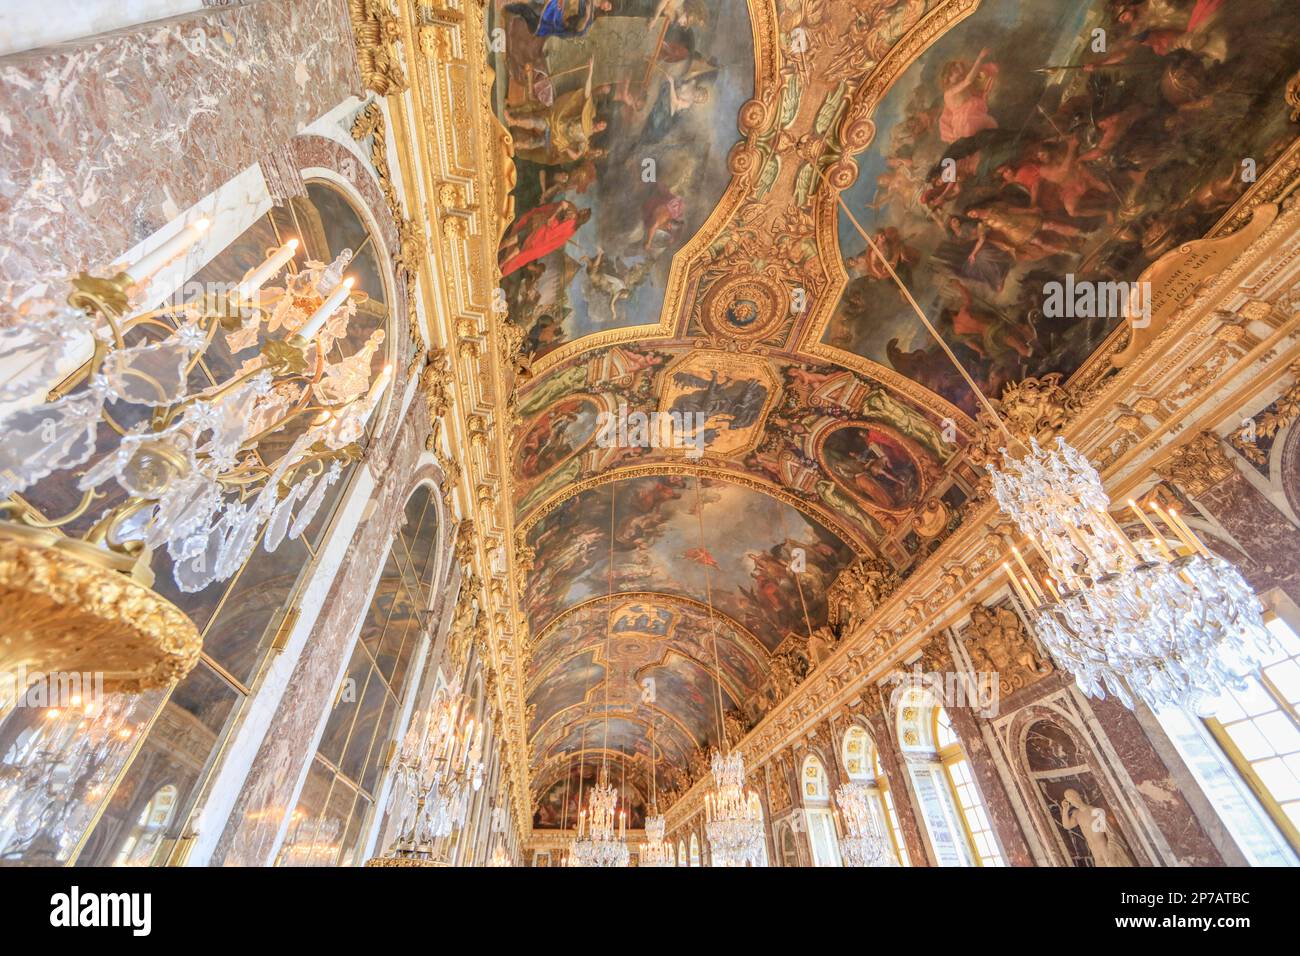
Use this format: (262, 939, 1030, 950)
(1086, 694, 1225, 865)
(1199, 468, 1300, 607)
(0, 0, 362, 307)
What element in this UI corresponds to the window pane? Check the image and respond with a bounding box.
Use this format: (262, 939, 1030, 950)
(1206, 615, 1300, 852)
(318, 651, 373, 766)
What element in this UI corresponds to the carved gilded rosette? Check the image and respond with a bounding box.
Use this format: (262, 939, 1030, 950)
(0, 525, 201, 693)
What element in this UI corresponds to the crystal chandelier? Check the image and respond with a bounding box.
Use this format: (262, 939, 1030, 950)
(641, 811, 674, 867)
(571, 764, 628, 867)
(640, 722, 674, 866)
(990, 437, 1274, 714)
(834, 782, 897, 868)
(0, 697, 138, 860)
(488, 843, 510, 867)
(377, 678, 484, 864)
(704, 749, 764, 867)
(0, 220, 391, 687)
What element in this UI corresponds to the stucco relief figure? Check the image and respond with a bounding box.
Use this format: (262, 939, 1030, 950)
(687, 744, 710, 784)
(826, 557, 900, 637)
(963, 604, 1051, 694)
(768, 648, 806, 701)
(723, 709, 750, 748)
(1059, 789, 1134, 868)
(805, 626, 838, 669)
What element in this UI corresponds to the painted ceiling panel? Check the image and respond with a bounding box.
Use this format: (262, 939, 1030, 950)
(528, 651, 606, 736)
(825, 0, 1300, 413)
(512, 344, 967, 557)
(526, 597, 768, 700)
(523, 475, 857, 650)
(492, 0, 756, 360)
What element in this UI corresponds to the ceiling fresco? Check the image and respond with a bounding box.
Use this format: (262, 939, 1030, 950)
(523, 476, 857, 649)
(823, 0, 1300, 413)
(512, 342, 967, 555)
(493, 0, 1300, 823)
(522, 595, 764, 827)
(525, 594, 776, 801)
(491, 0, 757, 360)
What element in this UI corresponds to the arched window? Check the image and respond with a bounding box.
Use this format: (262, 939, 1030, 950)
(800, 754, 840, 866)
(275, 483, 440, 867)
(112, 785, 179, 867)
(934, 707, 1004, 867)
(689, 832, 701, 867)
(841, 724, 909, 865)
(1200, 614, 1300, 851)
(678, 839, 688, 867)
(896, 685, 1003, 867)
(0, 180, 394, 866)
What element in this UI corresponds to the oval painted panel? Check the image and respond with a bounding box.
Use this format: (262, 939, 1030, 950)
(821, 424, 924, 514)
(515, 395, 602, 482)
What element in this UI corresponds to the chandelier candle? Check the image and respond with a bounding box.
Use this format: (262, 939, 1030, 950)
(124, 218, 210, 283)
(295, 277, 355, 343)
(235, 239, 298, 302)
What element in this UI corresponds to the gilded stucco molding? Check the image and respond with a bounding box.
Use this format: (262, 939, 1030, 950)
(1155, 432, 1238, 498)
(352, 0, 534, 835)
(348, 0, 409, 96)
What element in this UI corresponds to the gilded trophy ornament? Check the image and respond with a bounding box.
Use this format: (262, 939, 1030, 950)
(961, 604, 1052, 697)
(826, 557, 901, 637)
(1156, 432, 1237, 498)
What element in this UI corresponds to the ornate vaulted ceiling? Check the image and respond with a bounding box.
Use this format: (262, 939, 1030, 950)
(489, 0, 1300, 825)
